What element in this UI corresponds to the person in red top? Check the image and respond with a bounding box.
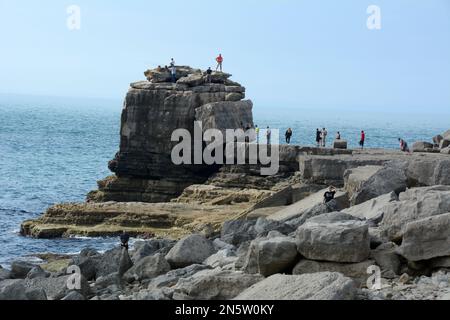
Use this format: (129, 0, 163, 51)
(216, 54, 223, 72)
(359, 131, 365, 149)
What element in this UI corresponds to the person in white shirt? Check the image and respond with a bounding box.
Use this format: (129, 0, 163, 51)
(321, 128, 328, 147)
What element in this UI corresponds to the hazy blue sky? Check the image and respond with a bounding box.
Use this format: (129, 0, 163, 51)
(0, 0, 449, 112)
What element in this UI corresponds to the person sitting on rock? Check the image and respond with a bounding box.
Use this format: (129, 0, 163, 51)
(336, 132, 341, 140)
(205, 67, 212, 83)
(216, 54, 223, 72)
(323, 186, 336, 203)
(399, 138, 410, 153)
(156, 65, 162, 72)
(120, 231, 130, 251)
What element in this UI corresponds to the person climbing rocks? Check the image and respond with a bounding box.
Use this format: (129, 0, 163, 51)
(360, 131, 365, 149)
(171, 65, 177, 83)
(205, 67, 212, 83)
(285, 128, 293, 144)
(399, 138, 410, 153)
(321, 128, 328, 147)
(120, 231, 130, 251)
(316, 129, 321, 147)
(266, 126, 272, 145)
(323, 186, 336, 203)
(216, 54, 223, 72)
(336, 132, 341, 140)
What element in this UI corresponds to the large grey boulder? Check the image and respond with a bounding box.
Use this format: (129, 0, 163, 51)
(124, 253, 170, 282)
(148, 264, 209, 291)
(0, 280, 28, 300)
(441, 147, 450, 155)
(342, 191, 398, 224)
(397, 213, 450, 261)
(70, 246, 123, 281)
(406, 158, 450, 186)
(292, 260, 374, 285)
(253, 217, 295, 237)
(220, 219, 257, 246)
(369, 242, 402, 278)
(0, 266, 11, 281)
(131, 239, 176, 262)
(344, 165, 407, 205)
(203, 249, 238, 269)
(285, 200, 342, 229)
(243, 236, 298, 276)
(268, 188, 348, 223)
(412, 141, 434, 152)
(165, 234, 216, 268)
(173, 269, 263, 300)
(118, 249, 133, 277)
(61, 290, 86, 300)
(26, 266, 50, 279)
(333, 140, 348, 149)
(296, 213, 370, 263)
(235, 273, 357, 300)
(381, 186, 450, 241)
(10, 261, 34, 279)
(23, 274, 91, 300)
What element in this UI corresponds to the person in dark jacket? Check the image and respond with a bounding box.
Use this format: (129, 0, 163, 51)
(323, 186, 336, 203)
(120, 231, 130, 251)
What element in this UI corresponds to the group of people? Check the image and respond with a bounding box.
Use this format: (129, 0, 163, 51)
(160, 54, 224, 83)
(315, 128, 329, 147)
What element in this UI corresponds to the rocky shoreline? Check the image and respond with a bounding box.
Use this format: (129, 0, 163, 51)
(2, 66, 450, 300)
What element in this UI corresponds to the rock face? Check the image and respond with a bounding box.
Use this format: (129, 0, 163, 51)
(235, 273, 357, 300)
(344, 165, 407, 205)
(333, 140, 348, 149)
(124, 253, 170, 282)
(243, 236, 298, 276)
(342, 192, 398, 223)
(397, 213, 450, 261)
(381, 186, 450, 241)
(90, 66, 252, 203)
(165, 234, 216, 268)
(296, 213, 370, 263)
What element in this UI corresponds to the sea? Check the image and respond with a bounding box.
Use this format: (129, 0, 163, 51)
(0, 94, 449, 267)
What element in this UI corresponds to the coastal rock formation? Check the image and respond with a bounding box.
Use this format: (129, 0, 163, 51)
(91, 65, 252, 203)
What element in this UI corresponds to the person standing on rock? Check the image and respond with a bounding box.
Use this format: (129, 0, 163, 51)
(321, 128, 328, 147)
(316, 129, 321, 147)
(266, 126, 272, 145)
(170, 58, 175, 67)
(171, 65, 177, 83)
(205, 67, 212, 83)
(360, 131, 365, 149)
(216, 54, 223, 72)
(120, 231, 130, 251)
(285, 128, 293, 144)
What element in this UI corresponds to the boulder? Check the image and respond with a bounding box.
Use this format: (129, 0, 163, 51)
(26, 266, 50, 279)
(203, 249, 238, 269)
(443, 129, 450, 141)
(0, 266, 11, 281)
(61, 290, 86, 300)
(268, 188, 348, 223)
(406, 157, 450, 186)
(344, 165, 407, 205)
(397, 213, 450, 261)
(253, 217, 295, 237)
(25, 288, 48, 300)
(333, 140, 348, 149)
(131, 239, 176, 262)
(165, 234, 215, 268)
(95, 272, 121, 290)
(341, 191, 398, 224)
(0, 280, 28, 300)
(124, 253, 170, 282)
(235, 272, 357, 300)
(284, 199, 343, 229)
(10, 261, 35, 279)
(23, 275, 91, 300)
(440, 139, 450, 149)
(148, 264, 209, 291)
(118, 248, 133, 277)
(220, 219, 257, 246)
(292, 259, 374, 285)
(412, 141, 434, 152)
(433, 135, 443, 145)
(369, 242, 402, 278)
(173, 269, 263, 300)
(441, 147, 450, 155)
(296, 213, 370, 263)
(243, 236, 298, 276)
(381, 186, 450, 241)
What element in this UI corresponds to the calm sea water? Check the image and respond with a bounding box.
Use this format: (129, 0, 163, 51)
(0, 95, 448, 266)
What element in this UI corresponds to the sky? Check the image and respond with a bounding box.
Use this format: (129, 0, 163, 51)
(0, 0, 449, 113)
